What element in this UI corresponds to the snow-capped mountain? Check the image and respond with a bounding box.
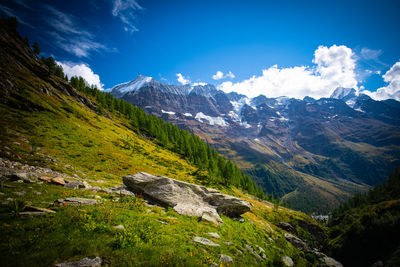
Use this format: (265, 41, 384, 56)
(110, 75, 400, 211)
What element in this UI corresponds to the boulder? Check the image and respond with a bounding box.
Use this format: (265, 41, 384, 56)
(55, 256, 102, 267)
(193, 236, 220, 247)
(123, 172, 251, 220)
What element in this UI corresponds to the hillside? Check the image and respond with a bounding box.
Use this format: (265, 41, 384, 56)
(327, 168, 400, 266)
(0, 17, 342, 266)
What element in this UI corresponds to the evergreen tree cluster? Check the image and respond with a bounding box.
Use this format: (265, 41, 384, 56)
(40, 56, 65, 79)
(65, 73, 265, 198)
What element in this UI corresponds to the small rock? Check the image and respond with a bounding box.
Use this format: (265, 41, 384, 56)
(320, 256, 343, 267)
(256, 245, 267, 258)
(146, 209, 152, 213)
(98, 188, 112, 194)
(55, 256, 102, 267)
(158, 220, 168, 224)
(201, 210, 223, 225)
(14, 191, 26, 196)
(64, 180, 91, 190)
(193, 236, 220, 247)
(56, 197, 97, 206)
(111, 187, 134, 197)
(18, 211, 48, 216)
(220, 254, 233, 264)
(25, 205, 56, 213)
(239, 217, 245, 223)
(0, 192, 5, 196)
(39, 176, 51, 183)
(34, 191, 41, 195)
(112, 225, 125, 231)
(51, 177, 66, 186)
(245, 244, 262, 259)
(284, 233, 308, 251)
(12, 142, 20, 146)
(207, 232, 220, 239)
(265, 222, 274, 233)
(282, 256, 294, 267)
(223, 241, 233, 246)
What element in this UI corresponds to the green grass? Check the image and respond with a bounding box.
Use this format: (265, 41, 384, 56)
(0, 181, 315, 267)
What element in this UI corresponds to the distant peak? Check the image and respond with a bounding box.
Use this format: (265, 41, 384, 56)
(330, 87, 357, 100)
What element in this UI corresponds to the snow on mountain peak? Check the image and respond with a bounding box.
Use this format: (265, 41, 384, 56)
(110, 75, 153, 96)
(330, 87, 357, 100)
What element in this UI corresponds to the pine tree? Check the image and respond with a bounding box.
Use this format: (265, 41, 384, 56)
(32, 42, 40, 55)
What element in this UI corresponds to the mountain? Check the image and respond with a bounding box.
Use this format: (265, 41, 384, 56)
(0, 17, 343, 266)
(327, 168, 400, 266)
(110, 76, 400, 213)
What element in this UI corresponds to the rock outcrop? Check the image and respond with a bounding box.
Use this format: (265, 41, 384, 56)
(123, 172, 251, 223)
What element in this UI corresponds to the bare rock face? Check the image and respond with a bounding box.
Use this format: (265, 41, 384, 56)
(123, 172, 251, 223)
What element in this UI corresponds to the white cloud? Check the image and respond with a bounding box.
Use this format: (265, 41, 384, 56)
(58, 62, 104, 90)
(362, 61, 400, 101)
(212, 70, 235, 80)
(226, 71, 235, 79)
(111, 0, 142, 33)
(212, 71, 224, 80)
(193, 82, 207, 86)
(219, 45, 358, 99)
(176, 73, 190, 85)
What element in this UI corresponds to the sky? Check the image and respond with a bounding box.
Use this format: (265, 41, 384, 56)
(1, 0, 400, 100)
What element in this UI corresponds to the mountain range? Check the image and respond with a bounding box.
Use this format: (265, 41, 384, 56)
(109, 76, 400, 213)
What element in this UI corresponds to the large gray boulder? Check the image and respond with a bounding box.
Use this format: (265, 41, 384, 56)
(123, 172, 251, 221)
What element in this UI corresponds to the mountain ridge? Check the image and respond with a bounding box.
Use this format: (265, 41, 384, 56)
(110, 75, 400, 212)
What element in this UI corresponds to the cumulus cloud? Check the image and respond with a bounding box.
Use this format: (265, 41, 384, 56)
(362, 61, 400, 101)
(176, 73, 190, 85)
(193, 82, 207, 86)
(58, 61, 104, 90)
(219, 45, 358, 99)
(212, 70, 235, 80)
(212, 71, 224, 80)
(111, 0, 143, 33)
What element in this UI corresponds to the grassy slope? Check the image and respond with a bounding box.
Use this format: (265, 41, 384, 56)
(0, 20, 327, 266)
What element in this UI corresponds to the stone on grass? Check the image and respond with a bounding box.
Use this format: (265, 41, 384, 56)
(284, 233, 308, 251)
(193, 236, 220, 247)
(277, 222, 297, 235)
(25, 205, 56, 213)
(64, 180, 91, 190)
(51, 177, 66, 186)
(112, 224, 125, 231)
(39, 176, 51, 183)
(320, 256, 343, 267)
(14, 191, 26, 196)
(220, 254, 233, 264)
(55, 256, 102, 267)
(282, 256, 294, 267)
(245, 244, 262, 259)
(207, 232, 220, 239)
(201, 210, 223, 225)
(56, 197, 97, 206)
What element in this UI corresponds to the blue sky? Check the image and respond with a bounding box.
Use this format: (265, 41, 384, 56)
(1, 0, 400, 100)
